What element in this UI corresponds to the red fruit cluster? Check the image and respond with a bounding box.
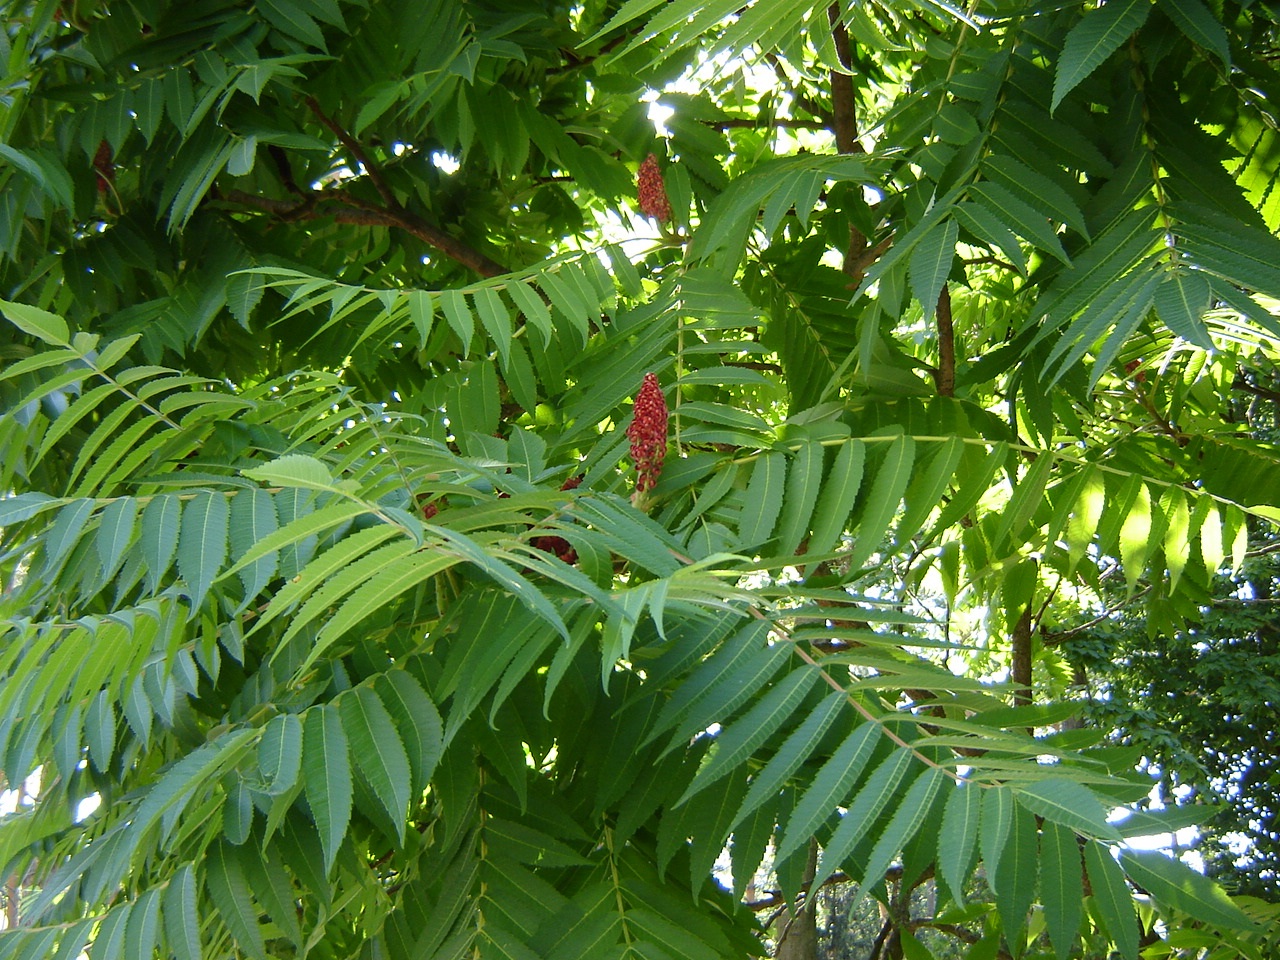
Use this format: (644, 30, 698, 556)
(93, 140, 114, 193)
(627, 372, 668, 493)
(637, 153, 672, 224)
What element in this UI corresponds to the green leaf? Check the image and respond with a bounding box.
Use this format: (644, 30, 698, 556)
(1085, 842, 1139, 960)
(980, 784, 1013, 894)
(473, 287, 512, 366)
(937, 780, 982, 903)
(375, 671, 443, 795)
(229, 488, 279, 604)
(163, 864, 201, 960)
(677, 668, 817, 805)
(408, 290, 434, 349)
(954, 202, 1028, 276)
(1154, 269, 1213, 348)
(737, 451, 787, 548)
(96, 497, 137, 582)
(0, 148, 74, 210)
(258, 712, 303, 795)
(846, 434, 914, 571)
(439, 289, 475, 354)
(303, 705, 353, 875)
(177, 491, 230, 613)
(1119, 849, 1256, 931)
(1157, 0, 1229, 63)
(732, 691, 845, 828)
(776, 722, 879, 863)
(205, 841, 267, 960)
(140, 494, 182, 592)
(825, 758, 944, 899)
(1041, 821, 1084, 960)
(995, 802, 1038, 946)
(259, 0, 327, 47)
(507, 280, 553, 346)
(1052, 0, 1151, 112)
(87, 901, 130, 960)
(776, 440, 824, 557)
(970, 182, 1071, 264)
(243, 454, 342, 492)
(0, 492, 63, 528)
(340, 686, 412, 843)
(909, 217, 958, 320)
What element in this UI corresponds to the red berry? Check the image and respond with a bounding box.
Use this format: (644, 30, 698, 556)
(637, 153, 672, 224)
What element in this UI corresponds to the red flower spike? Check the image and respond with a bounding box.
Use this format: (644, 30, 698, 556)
(627, 372, 668, 494)
(637, 153, 672, 224)
(93, 140, 114, 193)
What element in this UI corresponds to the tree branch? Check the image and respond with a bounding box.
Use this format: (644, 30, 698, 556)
(828, 4, 869, 283)
(933, 284, 955, 397)
(1012, 603, 1034, 710)
(291, 97, 508, 278)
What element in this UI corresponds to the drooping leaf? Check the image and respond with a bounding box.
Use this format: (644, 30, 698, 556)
(1052, 0, 1151, 111)
(776, 721, 880, 863)
(176, 491, 230, 613)
(937, 780, 982, 903)
(1119, 849, 1256, 931)
(340, 686, 412, 843)
(303, 705, 353, 875)
(1041, 821, 1084, 960)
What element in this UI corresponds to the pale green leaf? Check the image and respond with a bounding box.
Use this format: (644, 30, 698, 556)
(846, 434, 914, 571)
(205, 841, 267, 960)
(177, 491, 230, 613)
(980, 785, 1013, 894)
(96, 497, 137, 583)
(0, 492, 62, 528)
(439, 289, 475, 354)
(1154, 269, 1213, 348)
(340, 686, 412, 843)
(805, 439, 865, 559)
(258, 712, 302, 795)
(995, 802, 1038, 944)
(163, 865, 199, 960)
(375, 671, 444, 794)
(87, 901, 130, 960)
(303, 705, 352, 875)
(473, 287, 512, 366)
(823, 757, 943, 898)
(242, 454, 340, 491)
(776, 440, 825, 557)
(731, 691, 846, 828)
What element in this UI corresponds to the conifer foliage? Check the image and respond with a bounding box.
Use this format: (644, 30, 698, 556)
(1, 0, 1279, 957)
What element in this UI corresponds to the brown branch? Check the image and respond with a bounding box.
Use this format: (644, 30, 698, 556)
(304, 95, 396, 210)
(844, 233, 894, 288)
(828, 4, 869, 282)
(298, 97, 508, 278)
(1232, 375, 1280, 404)
(934, 284, 955, 397)
(1011, 604, 1033, 710)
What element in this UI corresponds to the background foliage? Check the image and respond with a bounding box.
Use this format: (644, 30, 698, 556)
(1, 0, 1279, 957)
